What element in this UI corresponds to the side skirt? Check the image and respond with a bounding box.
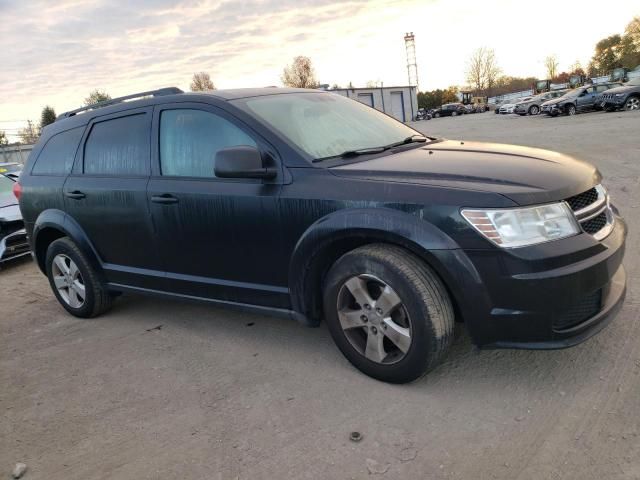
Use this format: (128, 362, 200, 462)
(107, 282, 312, 325)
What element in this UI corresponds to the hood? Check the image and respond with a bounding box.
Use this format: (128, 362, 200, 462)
(602, 83, 640, 95)
(330, 140, 600, 206)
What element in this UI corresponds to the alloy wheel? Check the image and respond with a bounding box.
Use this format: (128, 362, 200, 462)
(52, 254, 86, 308)
(336, 274, 412, 365)
(625, 97, 639, 111)
(568, 105, 576, 115)
(530, 105, 539, 115)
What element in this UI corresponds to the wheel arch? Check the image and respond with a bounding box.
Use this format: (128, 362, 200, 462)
(288, 208, 466, 327)
(33, 210, 104, 281)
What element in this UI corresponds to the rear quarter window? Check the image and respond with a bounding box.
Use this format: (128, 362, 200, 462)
(84, 113, 149, 176)
(31, 126, 84, 175)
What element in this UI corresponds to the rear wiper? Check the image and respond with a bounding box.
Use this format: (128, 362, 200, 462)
(312, 135, 428, 163)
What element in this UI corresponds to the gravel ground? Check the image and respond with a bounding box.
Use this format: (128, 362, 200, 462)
(1, 110, 639, 480)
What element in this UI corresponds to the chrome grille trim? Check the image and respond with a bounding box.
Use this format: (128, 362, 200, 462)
(566, 185, 614, 241)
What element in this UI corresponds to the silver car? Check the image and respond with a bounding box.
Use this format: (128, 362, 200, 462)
(514, 90, 568, 116)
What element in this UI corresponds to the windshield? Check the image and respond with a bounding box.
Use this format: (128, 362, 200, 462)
(236, 92, 421, 160)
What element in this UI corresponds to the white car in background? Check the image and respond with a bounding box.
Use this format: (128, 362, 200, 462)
(499, 97, 532, 114)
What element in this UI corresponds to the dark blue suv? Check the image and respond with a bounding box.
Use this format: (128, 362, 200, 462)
(15, 87, 626, 383)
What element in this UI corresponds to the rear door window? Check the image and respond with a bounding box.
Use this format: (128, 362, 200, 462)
(83, 113, 149, 176)
(32, 127, 84, 175)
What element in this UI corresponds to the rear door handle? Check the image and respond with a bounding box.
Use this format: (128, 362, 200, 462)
(65, 190, 86, 200)
(151, 194, 179, 205)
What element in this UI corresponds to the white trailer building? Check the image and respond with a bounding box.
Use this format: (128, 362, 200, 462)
(329, 86, 418, 122)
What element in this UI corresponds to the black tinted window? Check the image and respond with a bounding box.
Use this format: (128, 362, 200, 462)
(160, 109, 256, 178)
(84, 114, 148, 176)
(32, 127, 84, 175)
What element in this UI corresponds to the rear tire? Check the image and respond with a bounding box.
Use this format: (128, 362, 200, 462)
(45, 237, 113, 318)
(434, 112, 440, 118)
(452, 111, 457, 116)
(323, 244, 455, 383)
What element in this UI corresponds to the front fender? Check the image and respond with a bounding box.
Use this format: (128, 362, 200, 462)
(288, 207, 461, 320)
(32, 209, 104, 280)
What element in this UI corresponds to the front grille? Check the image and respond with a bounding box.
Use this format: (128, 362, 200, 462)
(566, 187, 598, 211)
(554, 289, 602, 330)
(582, 211, 608, 234)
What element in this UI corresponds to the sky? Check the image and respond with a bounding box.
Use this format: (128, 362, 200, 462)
(1, 0, 638, 140)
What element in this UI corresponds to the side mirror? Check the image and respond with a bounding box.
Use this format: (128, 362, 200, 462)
(214, 145, 277, 180)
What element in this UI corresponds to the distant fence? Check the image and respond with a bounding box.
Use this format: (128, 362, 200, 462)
(488, 70, 640, 104)
(0, 144, 33, 165)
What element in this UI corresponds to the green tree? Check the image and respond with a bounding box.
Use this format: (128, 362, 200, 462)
(190, 72, 216, 91)
(281, 56, 319, 88)
(619, 17, 640, 69)
(40, 105, 57, 130)
(589, 34, 623, 76)
(84, 89, 112, 106)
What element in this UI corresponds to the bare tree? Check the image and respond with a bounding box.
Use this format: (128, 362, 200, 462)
(190, 72, 216, 91)
(0, 131, 8, 147)
(84, 90, 111, 106)
(466, 48, 486, 93)
(18, 120, 39, 145)
(544, 55, 559, 79)
(466, 47, 500, 95)
(281, 56, 319, 88)
(483, 49, 501, 96)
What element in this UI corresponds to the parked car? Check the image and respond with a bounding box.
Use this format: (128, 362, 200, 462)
(0, 162, 22, 178)
(16, 87, 627, 383)
(514, 90, 569, 116)
(464, 104, 475, 114)
(415, 108, 432, 120)
(433, 103, 465, 117)
(598, 77, 640, 111)
(499, 98, 531, 114)
(541, 83, 623, 116)
(0, 172, 30, 264)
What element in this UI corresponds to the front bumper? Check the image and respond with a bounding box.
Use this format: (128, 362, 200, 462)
(542, 104, 561, 115)
(433, 215, 627, 349)
(0, 228, 31, 263)
(599, 97, 626, 110)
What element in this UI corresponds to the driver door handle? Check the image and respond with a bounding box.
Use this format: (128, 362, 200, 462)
(65, 190, 86, 199)
(151, 194, 179, 205)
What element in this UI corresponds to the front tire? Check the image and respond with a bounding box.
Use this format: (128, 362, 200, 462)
(323, 244, 454, 383)
(566, 104, 577, 116)
(451, 111, 457, 116)
(624, 96, 639, 111)
(46, 237, 113, 318)
(529, 105, 539, 115)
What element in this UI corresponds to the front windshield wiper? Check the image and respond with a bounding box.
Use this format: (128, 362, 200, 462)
(312, 135, 428, 163)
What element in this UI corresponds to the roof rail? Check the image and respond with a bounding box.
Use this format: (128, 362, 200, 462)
(57, 87, 184, 120)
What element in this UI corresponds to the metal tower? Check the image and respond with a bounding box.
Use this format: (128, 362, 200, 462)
(404, 32, 418, 89)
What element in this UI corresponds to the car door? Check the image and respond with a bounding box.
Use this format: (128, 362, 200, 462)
(63, 107, 164, 290)
(147, 103, 287, 308)
(577, 86, 598, 110)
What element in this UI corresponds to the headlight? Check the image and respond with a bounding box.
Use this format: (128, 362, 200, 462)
(614, 93, 625, 97)
(461, 203, 579, 248)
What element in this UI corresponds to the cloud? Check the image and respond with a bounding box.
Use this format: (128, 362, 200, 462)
(0, 0, 385, 121)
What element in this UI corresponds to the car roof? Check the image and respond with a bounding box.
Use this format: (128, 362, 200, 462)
(195, 87, 318, 100)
